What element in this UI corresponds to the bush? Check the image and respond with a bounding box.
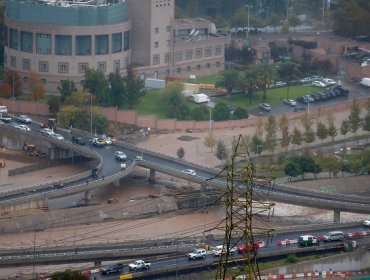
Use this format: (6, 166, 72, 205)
(286, 254, 297, 263)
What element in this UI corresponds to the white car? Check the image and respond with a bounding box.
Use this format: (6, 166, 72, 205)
(40, 128, 55, 136)
(283, 99, 297, 106)
(16, 124, 31, 131)
(323, 78, 336, 86)
(312, 80, 327, 88)
(114, 151, 127, 161)
(259, 103, 271, 111)
(16, 114, 32, 124)
(101, 134, 113, 145)
(363, 219, 370, 227)
(182, 169, 196, 176)
(188, 248, 207, 260)
(212, 245, 236, 257)
(51, 133, 64, 140)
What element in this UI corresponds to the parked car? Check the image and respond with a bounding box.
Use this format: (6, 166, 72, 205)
(310, 93, 321, 102)
(15, 114, 32, 124)
(100, 263, 124, 275)
(317, 92, 329, 101)
(188, 248, 207, 260)
(182, 169, 196, 176)
(51, 133, 64, 140)
(303, 95, 315, 102)
(294, 106, 306, 112)
(270, 81, 286, 88)
(322, 78, 336, 86)
(237, 241, 265, 253)
(323, 231, 344, 242)
(114, 151, 127, 161)
(259, 103, 271, 111)
(71, 136, 85, 145)
(330, 85, 349, 97)
(312, 80, 327, 88)
(282, 99, 297, 106)
(298, 235, 320, 247)
(363, 219, 370, 227)
(128, 260, 151, 271)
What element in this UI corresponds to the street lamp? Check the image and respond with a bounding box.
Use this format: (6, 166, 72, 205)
(245, 4, 253, 46)
(256, 144, 262, 167)
(87, 93, 92, 134)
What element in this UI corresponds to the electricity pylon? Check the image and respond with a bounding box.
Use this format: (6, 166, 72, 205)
(210, 135, 275, 280)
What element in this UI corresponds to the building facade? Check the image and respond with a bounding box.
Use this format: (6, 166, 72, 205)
(4, 0, 227, 93)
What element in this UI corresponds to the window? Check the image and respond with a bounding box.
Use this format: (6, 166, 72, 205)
(205, 47, 212, 57)
(166, 40, 170, 47)
(23, 76, 28, 83)
(154, 41, 159, 48)
(176, 51, 183, 62)
(215, 45, 222, 55)
(154, 27, 159, 34)
(165, 69, 170, 76)
(152, 54, 160, 65)
(216, 61, 221, 68)
(114, 60, 120, 73)
(176, 67, 181, 74)
(98, 62, 106, 72)
(164, 53, 170, 63)
(55, 35, 72, 55)
(195, 48, 202, 58)
(166, 26, 170, 32)
(196, 64, 201, 71)
(124, 31, 130, 51)
(186, 50, 193, 60)
(125, 56, 129, 66)
(187, 66, 191, 72)
(112, 33, 122, 53)
(9, 29, 18, 50)
(78, 63, 89, 73)
(39, 61, 49, 72)
(21, 32, 33, 53)
(95, 35, 109, 55)
(36, 33, 52, 55)
(41, 79, 46, 85)
(206, 63, 211, 69)
(76, 36, 91, 55)
(58, 63, 69, 73)
(22, 59, 31, 70)
(11, 56, 17, 67)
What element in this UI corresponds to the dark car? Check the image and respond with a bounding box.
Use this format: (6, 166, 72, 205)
(294, 106, 306, 112)
(296, 96, 307, 104)
(100, 263, 124, 275)
(71, 136, 85, 145)
(317, 92, 329, 101)
(310, 93, 321, 102)
(332, 85, 349, 97)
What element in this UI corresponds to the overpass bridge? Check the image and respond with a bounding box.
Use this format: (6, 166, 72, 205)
(0, 125, 370, 222)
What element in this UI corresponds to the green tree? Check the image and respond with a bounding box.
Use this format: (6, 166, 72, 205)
(300, 112, 315, 146)
(213, 102, 230, 121)
(84, 68, 110, 106)
(177, 147, 185, 159)
(255, 117, 264, 139)
(250, 134, 264, 155)
(267, 12, 283, 33)
(288, 14, 302, 32)
(28, 70, 45, 101)
(284, 162, 301, 182)
(65, 92, 89, 107)
(254, 64, 277, 102)
(293, 156, 322, 180)
(326, 112, 337, 142)
(5, 69, 22, 97)
(340, 119, 350, 139)
(316, 121, 328, 143)
(162, 81, 189, 120)
(291, 127, 302, 149)
(124, 65, 145, 108)
(304, 128, 316, 146)
(279, 114, 290, 151)
(215, 69, 241, 98)
(216, 139, 228, 160)
(321, 155, 342, 178)
(47, 96, 60, 116)
(51, 269, 89, 280)
(264, 115, 278, 153)
(109, 72, 127, 108)
(91, 110, 108, 134)
(58, 80, 77, 103)
(363, 108, 370, 134)
(348, 99, 362, 137)
(204, 131, 217, 152)
(57, 105, 80, 128)
(278, 62, 299, 100)
(232, 107, 248, 119)
(243, 67, 258, 105)
(191, 106, 208, 120)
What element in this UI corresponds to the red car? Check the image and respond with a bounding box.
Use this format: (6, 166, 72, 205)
(237, 241, 265, 253)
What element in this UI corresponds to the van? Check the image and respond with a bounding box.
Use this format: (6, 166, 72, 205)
(298, 235, 320, 247)
(323, 231, 344, 242)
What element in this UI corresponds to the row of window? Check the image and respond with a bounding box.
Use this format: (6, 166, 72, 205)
(6, 28, 130, 56)
(154, 25, 171, 34)
(155, 0, 171, 8)
(152, 45, 223, 65)
(151, 61, 222, 77)
(9, 55, 130, 74)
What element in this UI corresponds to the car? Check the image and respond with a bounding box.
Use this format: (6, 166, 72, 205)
(312, 80, 327, 88)
(136, 155, 143, 160)
(303, 95, 315, 103)
(237, 241, 265, 253)
(71, 136, 85, 145)
(128, 260, 151, 271)
(212, 245, 237, 257)
(89, 137, 105, 147)
(259, 103, 271, 111)
(363, 219, 370, 227)
(15, 114, 32, 124)
(310, 93, 321, 102)
(282, 99, 296, 106)
(299, 77, 314, 83)
(322, 78, 336, 86)
(331, 85, 349, 97)
(0, 113, 12, 123)
(15, 124, 31, 131)
(101, 134, 113, 145)
(188, 248, 207, 260)
(323, 231, 344, 242)
(270, 81, 286, 88)
(51, 133, 64, 140)
(182, 169, 196, 176)
(114, 151, 127, 161)
(317, 92, 329, 101)
(298, 235, 320, 247)
(40, 128, 55, 136)
(294, 106, 306, 112)
(100, 263, 124, 275)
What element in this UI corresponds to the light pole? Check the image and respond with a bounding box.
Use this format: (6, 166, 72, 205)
(89, 93, 93, 134)
(12, 75, 15, 100)
(246, 4, 253, 46)
(256, 145, 262, 167)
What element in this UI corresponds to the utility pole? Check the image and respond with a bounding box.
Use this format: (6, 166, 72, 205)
(246, 4, 253, 46)
(90, 93, 93, 134)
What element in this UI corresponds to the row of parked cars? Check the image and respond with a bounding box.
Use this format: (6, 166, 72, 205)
(296, 85, 349, 105)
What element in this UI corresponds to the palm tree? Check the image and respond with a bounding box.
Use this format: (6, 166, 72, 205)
(254, 64, 277, 102)
(215, 69, 241, 98)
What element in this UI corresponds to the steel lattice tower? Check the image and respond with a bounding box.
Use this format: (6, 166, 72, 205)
(211, 135, 275, 280)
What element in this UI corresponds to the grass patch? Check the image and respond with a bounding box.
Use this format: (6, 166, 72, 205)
(15, 94, 49, 104)
(185, 73, 220, 84)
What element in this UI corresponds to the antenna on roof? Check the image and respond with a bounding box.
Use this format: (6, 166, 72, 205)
(189, 29, 196, 36)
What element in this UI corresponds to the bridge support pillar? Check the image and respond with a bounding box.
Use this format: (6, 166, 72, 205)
(149, 169, 156, 183)
(113, 180, 120, 187)
(334, 210, 341, 223)
(85, 190, 92, 204)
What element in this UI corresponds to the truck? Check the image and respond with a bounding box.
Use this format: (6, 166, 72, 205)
(0, 113, 11, 123)
(360, 77, 370, 87)
(0, 106, 7, 115)
(190, 93, 210, 103)
(144, 78, 166, 89)
(128, 260, 151, 271)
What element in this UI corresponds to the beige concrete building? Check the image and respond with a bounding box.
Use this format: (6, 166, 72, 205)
(4, 0, 227, 94)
